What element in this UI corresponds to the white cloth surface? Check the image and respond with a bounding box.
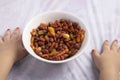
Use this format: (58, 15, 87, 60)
(0, 0, 120, 80)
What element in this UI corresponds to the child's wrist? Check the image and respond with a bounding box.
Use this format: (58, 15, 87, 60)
(100, 66, 119, 73)
(1, 52, 16, 63)
(99, 64, 119, 72)
(0, 52, 15, 79)
(100, 67, 119, 80)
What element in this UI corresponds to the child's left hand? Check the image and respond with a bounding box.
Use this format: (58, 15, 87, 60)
(0, 27, 28, 80)
(0, 27, 28, 63)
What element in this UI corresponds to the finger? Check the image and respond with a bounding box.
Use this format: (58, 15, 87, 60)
(4, 29, 11, 41)
(91, 49, 100, 59)
(11, 27, 20, 40)
(0, 35, 3, 43)
(102, 40, 110, 53)
(111, 40, 118, 50)
(19, 35, 22, 42)
(18, 35, 24, 47)
(118, 47, 120, 52)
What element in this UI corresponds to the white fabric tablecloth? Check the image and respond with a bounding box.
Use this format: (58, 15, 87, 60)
(0, 0, 120, 80)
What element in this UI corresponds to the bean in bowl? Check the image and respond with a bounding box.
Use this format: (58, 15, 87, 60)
(30, 19, 85, 61)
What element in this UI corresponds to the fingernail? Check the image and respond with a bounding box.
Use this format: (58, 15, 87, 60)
(115, 39, 118, 42)
(92, 49, 95, 53)
(105, 40, 108, 42)
(16, 27, 19, 29)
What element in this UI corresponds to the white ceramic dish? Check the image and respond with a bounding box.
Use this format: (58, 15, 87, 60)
(22, 11, 90, 64)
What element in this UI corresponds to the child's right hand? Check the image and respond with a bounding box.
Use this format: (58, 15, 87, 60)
(92, 40, 120, 72)
(92, 40, 120, 80)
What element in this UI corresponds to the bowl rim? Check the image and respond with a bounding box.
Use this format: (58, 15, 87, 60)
(22, 11, 90, 64)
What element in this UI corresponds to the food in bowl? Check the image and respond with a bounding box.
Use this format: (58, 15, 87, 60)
(30, 19, 85, 61)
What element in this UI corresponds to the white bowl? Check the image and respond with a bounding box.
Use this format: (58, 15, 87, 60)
(22, 11, 90, 64)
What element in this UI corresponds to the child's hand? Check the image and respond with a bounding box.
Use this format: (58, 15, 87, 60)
(0, 28, 20, 62)
(92, 40, 120, 80)
(0, 27, 28, 80)
(0, 27, 28, 63)
(92, 40, 120, 71)
(16, 35, 28, 62)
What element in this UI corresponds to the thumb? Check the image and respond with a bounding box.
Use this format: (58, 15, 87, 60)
(91, 49, 100, 59)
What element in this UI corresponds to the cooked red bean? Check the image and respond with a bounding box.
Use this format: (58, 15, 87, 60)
(30, 19, 85, 61)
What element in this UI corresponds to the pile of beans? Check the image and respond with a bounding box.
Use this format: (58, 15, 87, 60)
(30, 19, 85, 61)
